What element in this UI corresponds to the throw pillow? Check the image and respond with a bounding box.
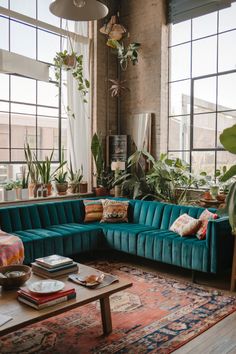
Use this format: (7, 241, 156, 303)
(196, 209, 218, 240)
(83, 200, 103, 222)
(100, 199, 129, 223)
(170, 213, 202, 237)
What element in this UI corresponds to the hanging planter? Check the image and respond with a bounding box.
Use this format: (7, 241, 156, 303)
(107, 39, 141, 71)
(53, 50, 90, 103)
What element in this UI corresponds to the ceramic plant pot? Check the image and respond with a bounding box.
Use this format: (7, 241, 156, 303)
(56, 182, 68, 195)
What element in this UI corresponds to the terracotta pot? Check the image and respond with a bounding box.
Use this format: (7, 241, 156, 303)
(79, 182, 88, 194)
(45, 183, 53, 196)
(202, 191, 213, 200)
(28, 183, 35, 198)
(55, 182, 68, 195)
(63, 54, 76, 67)
(95, 187, 109, 197)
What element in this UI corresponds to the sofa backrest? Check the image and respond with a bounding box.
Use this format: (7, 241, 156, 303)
(0, 200, 85, 233)
(129, 199, 207, 229)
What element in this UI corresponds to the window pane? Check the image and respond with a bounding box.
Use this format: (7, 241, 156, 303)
(0, 74, 9, 100)
(0, 16, 9, 50)
(169, 80, 190, 116)
(10, 0, 36, 18)
(193, 113, 216, 149)
(219, 3, 236, 32)
(0, 0, 8, 8)
(11, 114, 36, 148)
(192, 36, 217, 77)
(0, 102, 9, 111)
(218, 31, 236, 72)
(169, 20, 191, 46)
(11, 76, 36, 104)
(10, 20, 36, 59)
(217, 111, 236, 148)
(192, 151, 215, 175)
(194, 77, 216, 114)
(37, 0, 60, 27)
(218, 73, 236, 111)
(169, 43, 191, 81)
(11, 149, 30, 162)
(11, 103, 36, 115)
(0, 113, 9, 148)
(37, 30, 60, 64)
(38, 117, 59, 150)
(168, 151, 190, 164)
(192, 12, 217, 39)
(37, 150, 59, 161)
(61, 119, 67, 149)
(37, 82, 59, 107)
(0, 149, 9, 161)
(217, 150, 235, 171)
(37, 107, 59, 117)
(169, 116, 190, 150)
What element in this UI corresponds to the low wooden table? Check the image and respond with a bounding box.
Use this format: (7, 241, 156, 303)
(0, 263, 132, 336)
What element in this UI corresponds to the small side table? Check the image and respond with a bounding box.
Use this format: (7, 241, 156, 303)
(231, 236, 236, 292)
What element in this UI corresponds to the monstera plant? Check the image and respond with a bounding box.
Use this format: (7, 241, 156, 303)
(219, 124, 236, 234)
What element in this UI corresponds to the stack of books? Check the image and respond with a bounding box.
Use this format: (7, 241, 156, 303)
(17, 285, 76, 310)
(31, 255, 79, 278)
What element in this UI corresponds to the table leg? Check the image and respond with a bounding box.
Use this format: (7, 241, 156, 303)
(100, 296, 112, 335)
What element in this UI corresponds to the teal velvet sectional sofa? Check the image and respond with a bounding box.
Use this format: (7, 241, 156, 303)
(0, 198, 233, 274)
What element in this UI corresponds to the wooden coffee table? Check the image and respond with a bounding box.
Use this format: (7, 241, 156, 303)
(0, 263, 132, 336)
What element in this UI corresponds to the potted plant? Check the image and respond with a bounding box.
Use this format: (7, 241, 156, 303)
(34, 150, 66, 196)
(107, 39, 141, 71)
(53, 50, 90, 103)
(68, 164, 83, 194)
(91, 133, 110, 196)
(24, 143, 40, 198)
(3, 182, 16, 202)
(54, 170, 68, 195)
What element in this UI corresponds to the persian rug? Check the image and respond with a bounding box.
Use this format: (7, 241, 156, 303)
(0, 261, 236, 354)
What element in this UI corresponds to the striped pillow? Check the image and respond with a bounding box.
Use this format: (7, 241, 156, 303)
(83, 200, 103, 222)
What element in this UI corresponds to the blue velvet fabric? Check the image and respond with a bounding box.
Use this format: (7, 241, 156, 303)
(0, 198, 232, 273)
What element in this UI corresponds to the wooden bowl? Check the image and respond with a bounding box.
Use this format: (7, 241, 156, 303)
(0, 265, 31, 289)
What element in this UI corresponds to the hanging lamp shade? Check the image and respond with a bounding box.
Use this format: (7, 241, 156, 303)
(49, 0, 109, 21)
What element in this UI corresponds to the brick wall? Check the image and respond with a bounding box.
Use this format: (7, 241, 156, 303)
(93, 0, 169, 159)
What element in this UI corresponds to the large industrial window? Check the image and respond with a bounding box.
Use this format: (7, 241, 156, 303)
(0, 0, 71, 181)
(168, 4, 236, 176)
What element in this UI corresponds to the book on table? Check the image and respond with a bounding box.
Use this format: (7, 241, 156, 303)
(31, 262, 79, 278)
(17, 284, 76, 310)
(35, 255, 73, 269)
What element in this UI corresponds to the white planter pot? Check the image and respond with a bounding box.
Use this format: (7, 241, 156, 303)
(15, 187, 22, 200)
(21, 188, 29, 200)
(3, 189, 16, 202)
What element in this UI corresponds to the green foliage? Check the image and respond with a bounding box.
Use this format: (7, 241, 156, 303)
(219, 125, 236, 234)
(53, 50, 90, 103)
(21, 166, 29, 189)
(91, 133, 105, 187)
(4, 182, 15, 191)
(34, 150, 66, 185)
(107, 40, 141, 70)
(54, 170, 68, 184)
(24, 143, 39, 184)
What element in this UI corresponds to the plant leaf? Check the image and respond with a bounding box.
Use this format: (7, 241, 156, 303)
(220, 124, 236, 153)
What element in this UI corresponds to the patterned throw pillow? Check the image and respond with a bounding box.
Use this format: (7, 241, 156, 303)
(170, 213, 202, 237)
(196, 209, 218, 240)
(83, 200, 103, 222)
(100, 199, 129, 223)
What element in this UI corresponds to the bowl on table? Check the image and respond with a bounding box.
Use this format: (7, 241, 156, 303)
(0, 265, 31, 289)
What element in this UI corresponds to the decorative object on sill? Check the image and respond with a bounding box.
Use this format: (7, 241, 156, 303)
(107, 39, 141, 71)
(79, 181, 88, 194)
(109, 79, 129, 97)
(49, 0, 109, 21)
(99, 15, 127, 41)
(53, 50, 90, 104)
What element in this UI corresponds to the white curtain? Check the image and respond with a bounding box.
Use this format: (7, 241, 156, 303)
(67, 22, 91, 187)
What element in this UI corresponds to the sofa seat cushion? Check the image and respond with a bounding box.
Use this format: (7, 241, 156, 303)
(137, 229, 209, 272)
(98, 223, 159, 254)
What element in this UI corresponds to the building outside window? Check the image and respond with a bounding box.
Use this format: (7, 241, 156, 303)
(168, 4, 236, 177)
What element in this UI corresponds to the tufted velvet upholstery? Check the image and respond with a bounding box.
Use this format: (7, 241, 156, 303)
(0, 199, 233, 273)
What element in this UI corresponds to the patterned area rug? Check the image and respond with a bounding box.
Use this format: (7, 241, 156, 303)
(0, 261, 236, 354)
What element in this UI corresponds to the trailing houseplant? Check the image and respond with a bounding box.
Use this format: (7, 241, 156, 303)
(107, 39, 141, 70)
(53, 50, 90, 103)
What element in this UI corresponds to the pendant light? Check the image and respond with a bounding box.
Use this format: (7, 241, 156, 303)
(49, 0, 109, 21)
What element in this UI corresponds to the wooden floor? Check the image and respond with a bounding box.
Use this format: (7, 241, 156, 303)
(79, 251, 236, 354)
